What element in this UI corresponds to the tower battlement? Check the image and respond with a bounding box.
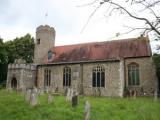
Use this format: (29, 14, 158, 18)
(8, 59, 36, 70)
(36, 25, 55, 33)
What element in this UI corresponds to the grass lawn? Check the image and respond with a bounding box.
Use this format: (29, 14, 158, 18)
(0, 89, 160, 120)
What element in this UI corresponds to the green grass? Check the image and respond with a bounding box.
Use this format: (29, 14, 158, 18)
(0, 90, 160, 120)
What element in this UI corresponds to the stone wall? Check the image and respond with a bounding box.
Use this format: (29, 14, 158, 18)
(125, 57, 157, 95)
(37, 61, 122, 97)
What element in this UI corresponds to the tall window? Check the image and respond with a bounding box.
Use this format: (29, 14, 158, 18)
(63, 67, 71, 86)
(128, 63, 140, 86)
(92, 66, 105, 87)
(44, 69, 51, 86)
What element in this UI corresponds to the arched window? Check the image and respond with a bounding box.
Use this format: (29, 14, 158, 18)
(128, 63, 140, 86)
(48, 51, 52, 60)
(92, 66, 105, 87)
(44, 69, 51, 86)
(63, 67, 71, 86)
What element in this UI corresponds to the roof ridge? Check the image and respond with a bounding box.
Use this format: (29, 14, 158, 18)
(54, 37, 147, 48)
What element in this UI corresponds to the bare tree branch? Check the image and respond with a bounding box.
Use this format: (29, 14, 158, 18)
(80, 4, 102, 33)
(102, 0, 160, 35)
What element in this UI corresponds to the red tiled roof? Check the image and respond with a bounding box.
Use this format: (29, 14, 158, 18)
(43, 37, 151, 64)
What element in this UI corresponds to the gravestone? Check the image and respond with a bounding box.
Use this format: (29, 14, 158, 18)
(48, 94, 54, 104)
(154, 90, 158, 102)
(25, 89, 31, 102)
(66, 88, 71, 102)
(84, 100, 90, 120)
(72, 92, 78, 107)
(133, 90, 137, 99)
(64, 88, 68, 96)
(33, 87, 38, 94)
(30, 93, 38, 106)
(70, 88, 73, 101)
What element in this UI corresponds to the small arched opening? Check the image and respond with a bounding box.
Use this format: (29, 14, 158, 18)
(11, 77, 17, 89)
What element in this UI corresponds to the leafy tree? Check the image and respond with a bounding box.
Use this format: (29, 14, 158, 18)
(5, 34, 34, 63)
(81, 0, 160, 36)
(0, 34, 34, 86)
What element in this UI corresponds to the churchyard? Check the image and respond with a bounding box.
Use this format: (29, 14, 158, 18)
(0, 89, 160, 120)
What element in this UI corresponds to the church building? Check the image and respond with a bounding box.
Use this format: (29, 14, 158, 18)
(6, 25, 157, 97)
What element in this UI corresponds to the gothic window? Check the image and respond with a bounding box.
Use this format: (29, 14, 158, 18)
(44, 69, 51, 86)
(128, 63, 140, 86)
(92, 66, 105, 87)
(37, 39, 40, 44)
(48, 51, 52, 60)
(63, 67, 71, 86)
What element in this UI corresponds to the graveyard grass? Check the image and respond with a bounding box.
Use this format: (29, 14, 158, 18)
(0, 90, 160, 120)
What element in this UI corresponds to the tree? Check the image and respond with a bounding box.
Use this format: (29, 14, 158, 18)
(81, 0, 160, 36)
(5, 34, 34, 63)
(0, 34, 34, 87)
(153, 53, 160, 92)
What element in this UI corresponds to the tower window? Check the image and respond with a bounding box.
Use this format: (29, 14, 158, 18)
(37, 39, 40, 44)
(48, 51, 53, 60)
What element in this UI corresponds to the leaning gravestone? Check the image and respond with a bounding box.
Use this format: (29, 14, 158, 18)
(48, 94, 54, 104)
(30, 93, 38, 107)
(25, 89, 31, 102)
(84, 100, 90, 120)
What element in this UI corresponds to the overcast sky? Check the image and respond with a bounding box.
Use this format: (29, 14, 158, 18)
(0, 0, 159, 52)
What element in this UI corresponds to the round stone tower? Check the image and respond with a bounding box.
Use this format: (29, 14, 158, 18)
(34, 25, 56, 64)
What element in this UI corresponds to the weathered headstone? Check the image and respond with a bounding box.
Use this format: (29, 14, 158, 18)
(154, 90, 158, 102)
(66, 88, 70, 102)
(25, 89, 31, 102)
(33, 87, 38, 94)
(64, 88, 68, 96)
(48, 94, 54, 104)
(84, 100, 90, 120)
(72, 92, 78, 107)
(70, 88, 73, 101)
(30, 93, 38, 107)
(133, 90, 137, 99)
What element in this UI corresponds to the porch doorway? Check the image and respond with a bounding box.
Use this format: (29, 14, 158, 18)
(11, 77, 17, 89)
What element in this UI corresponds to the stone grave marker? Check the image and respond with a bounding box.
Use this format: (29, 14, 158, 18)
(154, 90, 158, 102)
(25, 89, 31, 102)
(48, 94, 54, 104)
(66, 88, 70, 102)
(30, 93, 38, 107)
(33, 87, 38, 94)
(84, 100, 90, 120)
(69, 88, 73, 101)
(72, 92, 78, 107)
